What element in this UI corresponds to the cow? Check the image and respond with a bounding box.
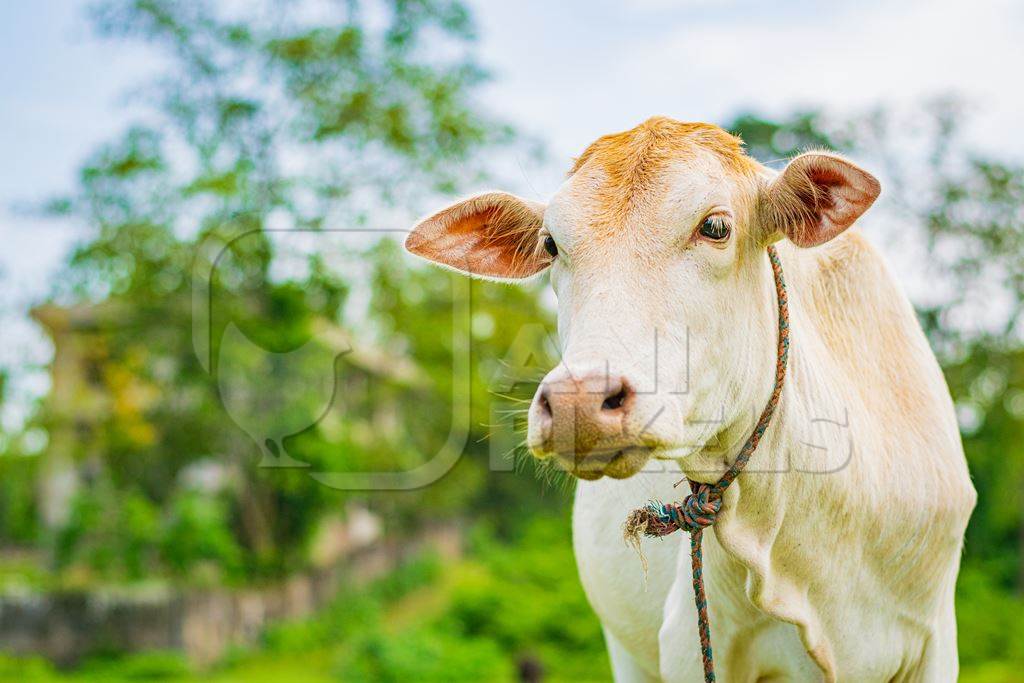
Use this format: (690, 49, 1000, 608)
(405, 117, 976, 682)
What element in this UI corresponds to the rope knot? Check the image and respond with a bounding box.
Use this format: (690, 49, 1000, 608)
(670, 483, 722, 533)
(622, 483, 723, 540)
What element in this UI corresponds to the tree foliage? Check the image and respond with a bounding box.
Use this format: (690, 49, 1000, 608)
(26, 0, 549, 582)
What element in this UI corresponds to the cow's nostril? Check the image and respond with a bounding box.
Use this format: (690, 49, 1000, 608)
(538, 387, 553, 418)
(602, 385, 630, 411)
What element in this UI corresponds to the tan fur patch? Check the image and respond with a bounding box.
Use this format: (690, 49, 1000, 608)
(569, 117, 760, 223)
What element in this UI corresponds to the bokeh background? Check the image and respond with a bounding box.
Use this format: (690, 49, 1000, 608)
(1, 1, 1023, 681)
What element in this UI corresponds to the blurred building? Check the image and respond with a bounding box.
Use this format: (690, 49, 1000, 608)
(31, 302, 128, 531)
(30, 301, 428, 534)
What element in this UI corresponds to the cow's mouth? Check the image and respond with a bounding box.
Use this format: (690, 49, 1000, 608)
(568, 446, 653, 481)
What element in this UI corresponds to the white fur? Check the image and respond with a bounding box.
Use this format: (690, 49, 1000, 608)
(546, 155, 973, 680)
(568, 233, 973, 681)
(406, 138, 975, 681)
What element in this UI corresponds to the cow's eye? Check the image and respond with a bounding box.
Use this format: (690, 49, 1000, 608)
(543, 235, 559, 258)
(698, 216, 731, 241)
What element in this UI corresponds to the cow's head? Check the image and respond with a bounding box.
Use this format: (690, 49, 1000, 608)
(406, 117, 879, 481)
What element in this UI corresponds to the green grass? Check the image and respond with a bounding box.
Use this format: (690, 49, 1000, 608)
(2, 517, 1023, 682)
(961, 663, 1024, 683)
(0, 515, 610, 682)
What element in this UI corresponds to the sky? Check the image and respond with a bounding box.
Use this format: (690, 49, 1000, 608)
(469, 0, 1024, 179)
(0, 0, 1022, 422)
(3, 0, 1023, 284)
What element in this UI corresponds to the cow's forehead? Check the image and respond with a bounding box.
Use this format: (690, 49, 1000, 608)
(546, 117, 758, 245)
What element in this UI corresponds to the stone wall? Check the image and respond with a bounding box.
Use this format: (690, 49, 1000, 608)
(0, 512, 462, 668)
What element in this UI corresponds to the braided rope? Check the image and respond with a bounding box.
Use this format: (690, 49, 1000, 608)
(623, 245, 790, 683)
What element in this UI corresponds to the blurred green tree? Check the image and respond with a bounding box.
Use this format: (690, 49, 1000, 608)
(30, 0, 553, 583)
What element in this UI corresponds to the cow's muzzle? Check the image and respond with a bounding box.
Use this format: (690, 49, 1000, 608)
(528, 367, 653, 479)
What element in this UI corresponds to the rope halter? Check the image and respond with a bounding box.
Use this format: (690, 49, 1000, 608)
(623, 244, 790, 683)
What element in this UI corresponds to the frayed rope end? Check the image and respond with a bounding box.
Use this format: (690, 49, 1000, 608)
(624, 501, 680, 539)
(623, 501, 682, 581)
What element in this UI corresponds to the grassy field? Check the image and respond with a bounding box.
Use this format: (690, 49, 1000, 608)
(0, 517, 610, 683)
(2, 517, 1022, 683)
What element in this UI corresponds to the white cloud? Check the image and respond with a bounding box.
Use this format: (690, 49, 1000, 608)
(470, 0, 1024, 192)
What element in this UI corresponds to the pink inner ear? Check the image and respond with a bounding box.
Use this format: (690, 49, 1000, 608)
(458, 206, 550, 277)
(811, 168, 854, 234)
(450, 207, 536, 276)
(405, 193, 548, 279)
(807, 167, 844, 197)
(779, 155, 881, 248)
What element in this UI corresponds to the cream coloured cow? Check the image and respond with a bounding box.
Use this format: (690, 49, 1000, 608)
(405, 117, 975, 682)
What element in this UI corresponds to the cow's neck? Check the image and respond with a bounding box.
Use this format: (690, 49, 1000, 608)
(587, 235, 970, 681)
(684, 240, 854, 492)
(681, 241, 860, 677)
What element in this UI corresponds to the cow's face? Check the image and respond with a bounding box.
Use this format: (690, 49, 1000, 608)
(406, 118, 878, 480)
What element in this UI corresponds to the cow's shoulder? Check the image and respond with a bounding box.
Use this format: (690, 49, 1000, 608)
(796, 229, 942, 417)
(795, 228, 975, 513)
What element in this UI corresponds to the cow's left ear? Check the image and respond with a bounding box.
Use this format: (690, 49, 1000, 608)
(760, 152, 880, 248)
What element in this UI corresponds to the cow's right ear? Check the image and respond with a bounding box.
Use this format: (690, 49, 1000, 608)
(759, 152, 880, 248)
(404, 192, 550, 280)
